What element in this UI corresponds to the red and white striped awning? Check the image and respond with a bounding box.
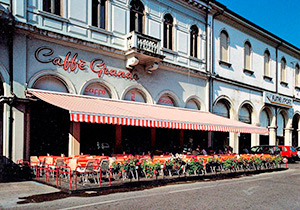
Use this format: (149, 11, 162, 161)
(28, 89, 268, 134)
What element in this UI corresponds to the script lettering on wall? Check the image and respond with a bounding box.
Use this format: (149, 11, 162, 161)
(35, 47, 139, 81)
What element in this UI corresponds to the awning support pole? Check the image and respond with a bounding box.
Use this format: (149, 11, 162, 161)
(115, 125, 122, 154)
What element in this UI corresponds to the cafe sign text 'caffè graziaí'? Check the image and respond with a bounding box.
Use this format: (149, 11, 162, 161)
(34, 47, 139, 81)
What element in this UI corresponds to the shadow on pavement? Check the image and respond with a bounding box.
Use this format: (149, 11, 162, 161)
(17, 167, 287, 205)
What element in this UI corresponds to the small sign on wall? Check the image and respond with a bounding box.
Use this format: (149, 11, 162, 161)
(263, 92, 292, 108)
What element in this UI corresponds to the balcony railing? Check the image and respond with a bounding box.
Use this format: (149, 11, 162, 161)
(127, 31, 161, 56)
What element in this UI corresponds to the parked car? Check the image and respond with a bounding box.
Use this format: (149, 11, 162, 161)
(295, 147, 300, 160)
(277, 145, 298, 162)
(250, 145, 280, 155)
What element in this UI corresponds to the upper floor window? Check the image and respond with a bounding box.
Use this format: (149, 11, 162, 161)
(264, 50, 270, 76)
(92, 0, 106, 29)
(130, 0, 144, 33)
(220, 30, 229, 62)
(43, 0, 61, 16)
(244, 41, 252, 70)
(163, 13, 173, 50)
(190, 25, 198, 58)
(296, 64, 300, 87)
(280, 57, 286, 82)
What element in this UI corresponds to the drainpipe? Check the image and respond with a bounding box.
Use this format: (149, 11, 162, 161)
(206, 2, 223, 148)
(205, 6, 210, 111)
(209, 8, 224, 112)
(8, 0, 14, 160)
(275, 42, 282, 145)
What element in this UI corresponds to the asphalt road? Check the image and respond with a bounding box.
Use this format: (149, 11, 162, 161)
(2, 163, 300, 210)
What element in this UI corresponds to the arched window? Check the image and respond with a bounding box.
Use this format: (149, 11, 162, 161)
(130, 0, 144, 33)
(158, 94, 176, 107)
(163, 13, 173, 50)
(185, 98, 201, 110)
(220, 30, 229, 62)
(33, 76, 68, 93)
(92, 0, 106, 29)
(124, 89, 146, 103)
(239, 105, 252, 124)
(43, 0, 61, 16)
(259, 109, 270, 128)
(277, 112, 285, 137)
(213, 100, 230, 118)
(281, 57, 286, 82)
(296, 64, 300, 87)
(264, 50, 270, 77)
(190, 25, 199, 58)
(83, 83, 111, 98)
(244, 41, 251, 70)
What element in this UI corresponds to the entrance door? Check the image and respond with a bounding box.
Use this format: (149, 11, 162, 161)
(80, 123, 115, 156)
(30, 101, 69, 156)
(0, 84, 2, 156)
(260, 135, 269, 145)
(239, 133, 251, 154)
(122, 125, 151, 155)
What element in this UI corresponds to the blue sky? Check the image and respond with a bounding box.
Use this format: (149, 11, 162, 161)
(217, 0, 300, 49)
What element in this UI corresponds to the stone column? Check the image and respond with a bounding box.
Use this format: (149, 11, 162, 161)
(2, 103, 10, 158)
(229, 132, 239, 154)
(24, 106, 30, 160)
(268, 126, 276, 145)
(68, 122, 80, 156)
(251, 133, 259, 147)
(297, 129, 300, 148)
(284, 128, 293, 146)
(12, 105, 25, 162)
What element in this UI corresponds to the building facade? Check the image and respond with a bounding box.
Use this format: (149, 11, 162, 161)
(208, 1, 300, 153)
(0, 0, 298, 162)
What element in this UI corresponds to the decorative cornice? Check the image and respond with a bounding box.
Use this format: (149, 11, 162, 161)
(14, 22, 125, 57)
(160, 61, 208, 79)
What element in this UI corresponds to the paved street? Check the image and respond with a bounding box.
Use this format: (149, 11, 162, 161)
(1, 163, 300, 210)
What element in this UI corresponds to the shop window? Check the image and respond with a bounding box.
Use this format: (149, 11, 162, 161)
(158, 95, 175, 107)
(130, 0, 144, 33)
(43, 0, 61, 16)
(124, 89, 146, 103)
(220, 30, 229, 62)
(163, 13, 173, 50)
(264, 50, 270, 77)
(295, 64, 300, 87)
(185, 99, 200, 110)
(83, 83, 111, 98)
(280, 57, 287, 82)
(190, 25, 199, 58)
(92, 0, 107, 29)
(244, 41, 252, 70)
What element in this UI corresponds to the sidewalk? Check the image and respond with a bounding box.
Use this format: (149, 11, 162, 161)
(0, 181, 60, 209)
